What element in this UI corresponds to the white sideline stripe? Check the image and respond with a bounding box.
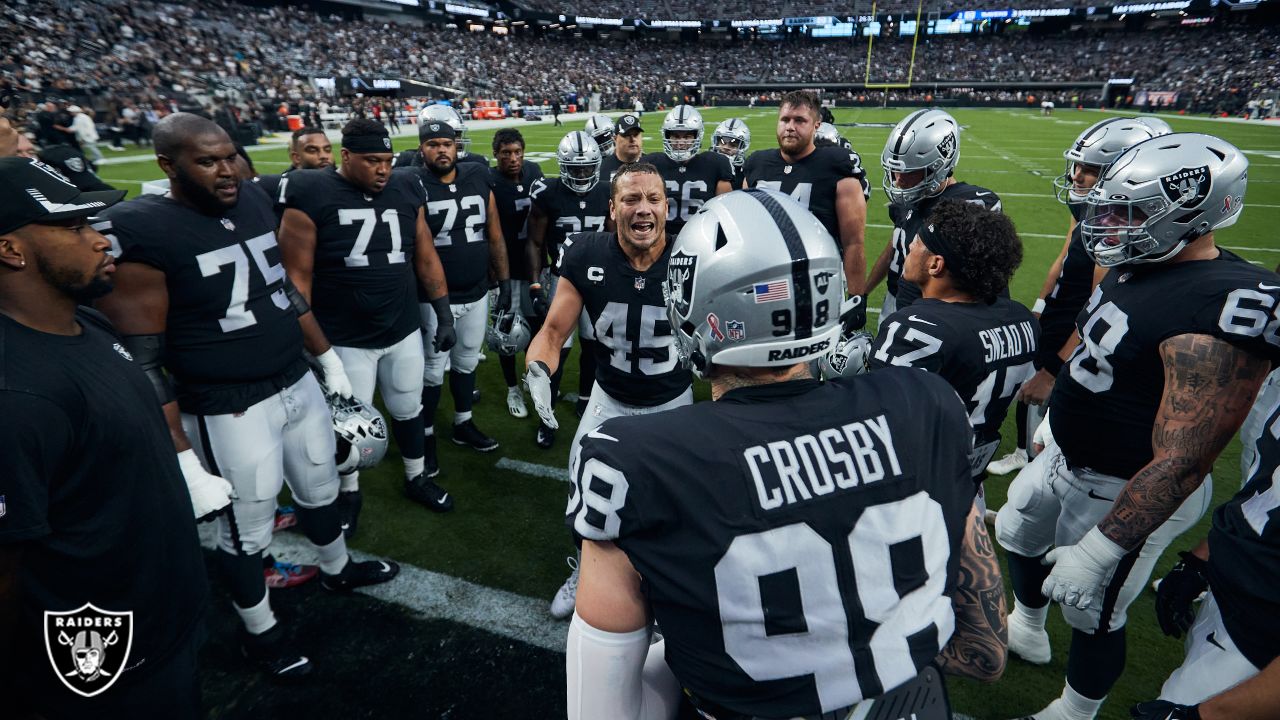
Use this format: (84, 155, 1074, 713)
(1224, 244, 1280, 253)
(198, 524, 569, 652)
(496, 456, 570, 482)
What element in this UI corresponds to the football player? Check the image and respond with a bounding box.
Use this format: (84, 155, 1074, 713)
(489, 128, 545, 418)
(525, 163, 693, 621)
(868, 200, 1037, 512)
(253, 126, 333, 221)
(992, 119, 1157, 478)
(711, 117, 750, 189)
(93, 114, 399, 681)
(584, 113, 615, 156)
(640, 104, 733, 240)
(417, 118, 510, 471)
(527, 131, 612, 440)
(566, 188, 1007, 720)
(395, 104, 488, 169)
(994, 134, 1279, 720)
(277, 119, 455, 530)
(868, 109, 1001, 325)
(744, 90, 870, 332)
(600, 113, 645, 182)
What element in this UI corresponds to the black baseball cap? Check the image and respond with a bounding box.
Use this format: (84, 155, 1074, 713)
(0, 157, 125, 235)
(615, 114, 643, 136)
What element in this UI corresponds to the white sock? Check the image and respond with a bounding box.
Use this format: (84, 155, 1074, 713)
(1060, 682, 1105, 720)
(315, 535, 349, 575)
(423, 424, 434, 437)
(235, 593, 277, 636)
(1015, 599, 1049, 627)
(404, 456, 424, 480)
(454, 410, 473, 424)
(340, 471, 360, 493)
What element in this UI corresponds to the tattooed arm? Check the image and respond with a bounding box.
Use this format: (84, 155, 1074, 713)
(1097, 332, 1270, 549)
(937, 503, 1007, 682)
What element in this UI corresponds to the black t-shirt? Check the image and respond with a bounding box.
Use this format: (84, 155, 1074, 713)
(888, 182, 1002, 307)
(0, 309, 208, 699)
(567, 370, 974, 716)
(1051, 252, 1280, 478)
(490, 162, 545, 282)
(559, 232, 690, 406)
(871, 297, 1039, 474)
(641, 151, 733, 239)
(744, 145, 868, 245)
(37, 146, 112, 192)
(283, 167, 423, 348)
(529, 176, 611, 276)
(97, 182, 308, 415)
(420, 163, 494, 304)
(1209, 384, 1280, 668)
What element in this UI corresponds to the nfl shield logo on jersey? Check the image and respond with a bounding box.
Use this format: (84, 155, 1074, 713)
(634, 277, 646, 291)
(666, 249, 697, 317)
(44, 604, 134, 698)
(220, 218, 235, 231)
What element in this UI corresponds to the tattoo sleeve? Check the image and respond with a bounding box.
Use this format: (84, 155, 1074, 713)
(938, 504, 1007, 682)
(1097, 333, 1270, 549)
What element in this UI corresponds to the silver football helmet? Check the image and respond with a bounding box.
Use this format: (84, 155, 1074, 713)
(881, 109, 960, 207)
(661, 105, 704, 163)
(487, 306, 532, 356)
(815, 122, 842, 147)
(1080, 132, 1247, 267)
(666, 189, 845, 378)
(327, 393, 389, 473)
(557, 131, 602, 194)
(584, 114, 615, 155)
(419, 105, 470, 157)
(818, 331, 873, 379)
(1137, 117, 1174, 136)
(1053, 117, 1156, 205)
(711, 118, 751, 168)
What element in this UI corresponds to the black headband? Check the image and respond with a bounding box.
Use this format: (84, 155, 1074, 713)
(918, 221, 965, 277)
(342, 133, 392, 154)
(418, 121, 456, 142)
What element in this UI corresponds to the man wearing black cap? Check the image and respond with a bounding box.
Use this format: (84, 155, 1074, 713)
(416, 116, 511, 471)
(868, 200, 1038, 512)
(277, 118, 456, 530)
(91, 113, 400, 682)
(0, 156, 209, 718)
(600, 114, 644, 183)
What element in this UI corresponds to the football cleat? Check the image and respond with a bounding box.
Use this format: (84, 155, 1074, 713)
(507, 386, 529, 418)
(264, 561, 319, 590)
(987, 448, 1029, 476)
(405, 474, 453, 512)
(338, 489, 362, 538)
(241, 624, 312, 682)
(320, 557, 400, 592)
(549, 555, 580, 620)
(452, 419, 499, 452)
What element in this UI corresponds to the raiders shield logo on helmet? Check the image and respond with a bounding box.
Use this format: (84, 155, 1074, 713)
(936, 133, 957, 160)
(44, 604, 134, 697)
(1160, 165, 1211, 208)
(666, 249, 697, 318)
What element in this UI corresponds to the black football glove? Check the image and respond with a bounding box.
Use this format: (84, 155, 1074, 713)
(497, 279, 513, 313)
(529, 283, 551, 320)
(1131, 700, 1200, 720)
(840, 295, 868, 334)
(1155, 550, 1209, 638)
(429, 296, 457, 353)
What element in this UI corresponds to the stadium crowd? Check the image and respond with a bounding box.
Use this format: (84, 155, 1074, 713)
(512, 0, 1084, 19)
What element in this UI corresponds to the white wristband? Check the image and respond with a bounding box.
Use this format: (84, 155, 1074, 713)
(1032, 298, 1047, 314)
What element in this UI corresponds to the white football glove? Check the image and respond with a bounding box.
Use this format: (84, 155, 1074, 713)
(1032, 408, 1054, 454)
(314, 348, 353, 398)
(177, 448, 235, 522)
(524, 360, 558, 430)
(1041, 526, 1128, 610)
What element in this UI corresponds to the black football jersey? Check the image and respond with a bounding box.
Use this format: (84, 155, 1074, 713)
(871, 298, 1039, 475)
(529, 176, 611, 275)
(888, 182, 1002, 308)
(420, 163, 494, 304)
(283, 167, 423, 349)
(490, 163, 545, 283)
(1051, 252, 1280, 478)
(600, 153, 627, 183)
(252, 170, 289, 223)
(1043, 223, 1094, 318)
(96, 182, 306, 415)
(567, 370, 975, 716)
(641, 151, 733, 239)
(744, 146, 869, 245)
(559, 232, 690, 406)
(1208, 380, 1280, 668)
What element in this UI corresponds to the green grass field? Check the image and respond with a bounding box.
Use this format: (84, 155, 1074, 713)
(102, 108, 1280, 719)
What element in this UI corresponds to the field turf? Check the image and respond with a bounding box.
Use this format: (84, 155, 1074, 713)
(98, 107, 1280, 719)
